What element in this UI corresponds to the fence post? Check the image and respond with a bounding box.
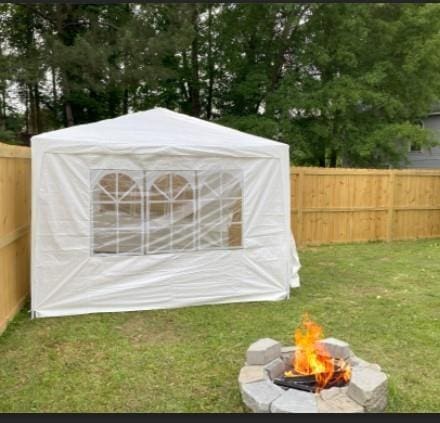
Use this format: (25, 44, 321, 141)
(386, 170, 396, 242)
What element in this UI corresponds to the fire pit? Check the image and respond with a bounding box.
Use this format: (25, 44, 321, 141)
(238, 316, 388, 413)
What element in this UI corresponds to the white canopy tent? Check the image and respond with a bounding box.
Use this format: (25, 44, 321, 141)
(31, 108, 300, 318)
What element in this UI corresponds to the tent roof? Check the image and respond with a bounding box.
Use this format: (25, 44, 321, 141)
(32, 107, 285, 149)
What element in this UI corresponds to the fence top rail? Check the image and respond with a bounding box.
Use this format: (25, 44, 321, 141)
(0, 142, 31, 159)
(290, 166, 440, 176)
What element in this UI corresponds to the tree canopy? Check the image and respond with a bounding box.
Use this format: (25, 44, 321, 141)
(1, 3, 440, 167)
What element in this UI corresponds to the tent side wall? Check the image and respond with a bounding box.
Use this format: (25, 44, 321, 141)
(31, 137, 298, 318)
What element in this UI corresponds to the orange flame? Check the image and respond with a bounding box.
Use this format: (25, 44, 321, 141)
(285, 314, 351, 391)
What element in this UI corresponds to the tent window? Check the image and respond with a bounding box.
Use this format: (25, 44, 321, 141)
(198, 170, 243, 249)
(146, 171, 196, 253)
(91, 169, 242, 255)
(92, 171, 143, 255)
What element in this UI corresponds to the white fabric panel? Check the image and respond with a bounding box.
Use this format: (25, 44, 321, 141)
(31, 108, 301, 318)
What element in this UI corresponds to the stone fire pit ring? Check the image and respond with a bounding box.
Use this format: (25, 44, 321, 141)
(239, 338, 388, 413)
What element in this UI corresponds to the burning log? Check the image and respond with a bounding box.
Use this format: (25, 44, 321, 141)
(274, 368, 349, 393)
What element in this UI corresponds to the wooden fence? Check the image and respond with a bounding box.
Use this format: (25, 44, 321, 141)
(0, 143, 31, 334)
(291, 167, 440, 247)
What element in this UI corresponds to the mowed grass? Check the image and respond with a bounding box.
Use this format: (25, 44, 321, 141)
(1, 239, 439, 412)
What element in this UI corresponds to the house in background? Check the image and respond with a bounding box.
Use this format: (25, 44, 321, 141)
(405, 104, 440, 168)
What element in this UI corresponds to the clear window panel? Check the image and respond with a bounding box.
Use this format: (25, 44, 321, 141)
(222, 199, 242, 224)
(200, 200, 221, 225)
(174, 184, 193, 201)
(93, 186, 115, 203)
(93, 203, 117, 229)
(172, 201, 194, 225)
(149, 202, 171, 222)
(92, 172, 117, 203)
(148, 173, 171, 201)
(221, 171, 242, 198)
(119, 171, 143, 202)
(171, 172, 194, 200)
(199, 225, 222, 249)
(118, 231, 143, 254)
(231, 199, 242, 223)
(91, 168, 243, 256)
(93, 230, 117, 254)
(118, 173, 134, 197)
(149, 184, 169, 202)
(172, 225, 195, 250)
(228, 223, 242, 247)
(148, 226, 171, 253)
(219, 222, 232, 247)
(98, 172, 118, 196)
(120, 185, 142, 202)
(199, 171, 221, 198)
(118, 202, 143, 230)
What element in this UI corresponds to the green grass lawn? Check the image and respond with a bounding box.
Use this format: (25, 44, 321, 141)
(1, 239, 439, 412)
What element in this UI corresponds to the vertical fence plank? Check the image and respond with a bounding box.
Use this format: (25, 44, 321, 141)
(386, 171, 396, 242)
(296, 169, 304, 247)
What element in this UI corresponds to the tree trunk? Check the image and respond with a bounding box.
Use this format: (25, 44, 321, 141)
(59, 71, 74, 127)
(60, 70, 74, 127)
(190, 6, 201, 117)
(180, 50, 190, 104)
(329, 149, 338, 167)
(0, 90, 5, 131)
(55, 4, 74, 127)
(206, 5, 214, 119)
(28, 83, 38, 134)
(269, 14, 291, 94)
(51, 66, 58, 108)
(61, 70, 74, 127)
(329, 113, 340, 167)
(318, 141, 326, 167)
(2, 90, 5, 121)
(34, 84, 41, 133)
(24, 87, 29, 135)
(269, 6, 309, 96)
(64, 101, 74, 127)
(123, 89, 129, 114)
(0, 43, 3, 130)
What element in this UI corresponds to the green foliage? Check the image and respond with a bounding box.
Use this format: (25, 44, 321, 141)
(0, 129, 16, 142)
(266, 4, 440, 166)
(217, 115, 279, 140)
(1, 4, 440, 166)
(351, 122, 436, 168)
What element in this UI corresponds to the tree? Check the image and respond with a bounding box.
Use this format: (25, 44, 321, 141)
(266, 4, 440, 167)
(2, 4, 47, 136)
